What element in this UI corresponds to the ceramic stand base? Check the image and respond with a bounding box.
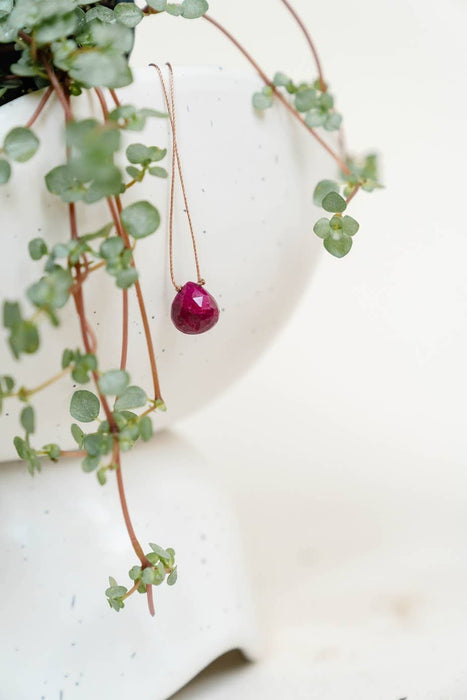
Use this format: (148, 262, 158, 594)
(0, 433, 259, 699)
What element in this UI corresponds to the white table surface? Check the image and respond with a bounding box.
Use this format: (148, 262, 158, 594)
(143, 1, 467, 697)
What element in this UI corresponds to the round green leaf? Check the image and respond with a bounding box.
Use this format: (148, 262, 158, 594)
(324, 235, 352, 258)
(139, 415, 153, 442)
(141, 567, 157, 584)
(4, 127, 39, 163)
(126, 143, 151, 164)
(13, 436, 28, 460)
(295, 88, 318, 113)
(98, 369, 130, 396)
(9, 320, 39, 358)
(70, 390, 100, 423)
(71, 423, 84, 447)
(167, 567, 178, 586)
(116, 268, 138, 289)
(166, 3, 183, 14)
(0, 158, 11, 184)
(147, 0, 167, 9)
(252, 92, 272, 110)
(121, 201, 160, 239)
(100, 237, 124, 260)
(43, 443, 61, 461)
(96, 467, 107, 485)
(20, 405, 35, 434)
(148, 166, 168, 178)
(147, 146, 167, 162)
(313, 217, 331, 239)
(305, 109, 325, 128)
(324, 112, 343, 132)
(322, 191, 347, 213)
(273, 71, 290, 87)
(181, 0, 208, 19)
(342, 215, 359, 236)
(28, 237, 48, 261)
(0, 0, 13, 20)
(114, 2, 143, 27)
(34, 11, 78, 45)
(313, 180, 340, 207)
(114, 385, 147, 411)
(149, 542, 171, 560)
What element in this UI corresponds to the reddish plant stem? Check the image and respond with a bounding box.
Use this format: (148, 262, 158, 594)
(109, 88, 121, 108)
(70, 260, 106, 296)
(146, 584, 155, 616)
(68, 204, 114, 425)
(42, 58, 72, 121)
(58, 88, 151, 605)
(114, 449, 150, 564)
(69, 193, 152, 608)
(26, 86, 53, 128)
(107, 193, 163, 402)
(123, 582, 138, 600)
(60, 449, 87, 459)
(346, 182, 361, 206)
(93, 87, 162, 401)
(120, 289, 129, 371)
(94, 87, 109, 119)
(279, 0, 326, 92)
(92, 90, 129, 371)
(202, 14, 350, 176)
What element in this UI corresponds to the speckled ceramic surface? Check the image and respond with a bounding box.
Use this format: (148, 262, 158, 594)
(0, 66, 329, 698)
(0, 434, 259, 699)
(0, 65, 328, 462)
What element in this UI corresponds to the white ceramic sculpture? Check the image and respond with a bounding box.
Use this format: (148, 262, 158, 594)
(0, 66, 328, 698)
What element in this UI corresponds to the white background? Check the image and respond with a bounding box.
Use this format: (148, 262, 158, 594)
(134, 1, 467, 697)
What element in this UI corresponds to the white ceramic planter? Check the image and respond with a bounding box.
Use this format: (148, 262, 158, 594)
(0, 66, 329, 698)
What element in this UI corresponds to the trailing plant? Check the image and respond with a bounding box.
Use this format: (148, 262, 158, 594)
(0, 0, 381, 615)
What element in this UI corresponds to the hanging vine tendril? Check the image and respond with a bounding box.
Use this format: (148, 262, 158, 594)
(0, 0, 381, 615)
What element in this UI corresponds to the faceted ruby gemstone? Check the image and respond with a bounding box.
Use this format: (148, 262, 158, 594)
(171, 281, 220, 335)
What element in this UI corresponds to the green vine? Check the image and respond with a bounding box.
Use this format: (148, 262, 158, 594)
(0, 0, 381, 615)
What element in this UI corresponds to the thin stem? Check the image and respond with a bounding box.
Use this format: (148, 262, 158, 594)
(133, 278, 163, 401)
(279, 0, 326, 91)
(345, 182, 361, 205)
(109, 88, 121, 108)
(203, 14, 350, 176)
(107, 196, 163, 402)
(122, 583, 138, 600)
(92, 87, 162, 402)
(94, 87, 109, 119)
(41, 57, 72, 122)
(19, 366, 70, 398)
(59, 449, 87, 459)
(70, 260, 106, 296)
(138, 404, 158, 419)
(68, 205, 115, 427)
(146, 584, 155, 616)
(86, 261, 106, 274)
(114, 448, 150, 566)
(120, 288, 129, 371)
(26, 86, 53, 128)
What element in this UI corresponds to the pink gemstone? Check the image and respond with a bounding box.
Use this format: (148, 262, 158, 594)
(171, 282, 220, 335)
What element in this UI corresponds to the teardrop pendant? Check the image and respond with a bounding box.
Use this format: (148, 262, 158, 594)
(171, 282, 220, 335)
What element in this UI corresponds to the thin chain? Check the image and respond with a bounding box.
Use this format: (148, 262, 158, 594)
(150, 63, 205, 292)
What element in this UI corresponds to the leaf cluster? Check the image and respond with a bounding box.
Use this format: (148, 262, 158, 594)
(106, 542, 177, 612)
(146, 0, 208, 19)
(252, 72, 343, 132)
(312, 179, 359, 258)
